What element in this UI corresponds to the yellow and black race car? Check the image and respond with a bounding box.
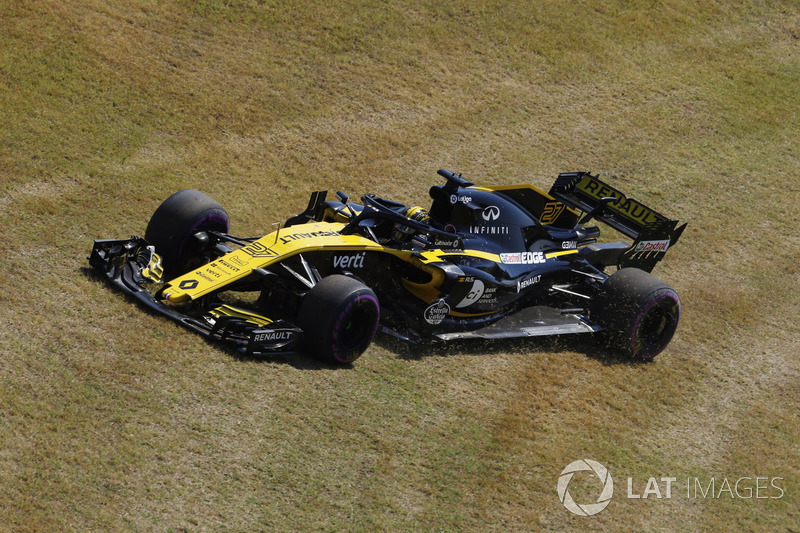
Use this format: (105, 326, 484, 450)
(89, 169, 686, 364)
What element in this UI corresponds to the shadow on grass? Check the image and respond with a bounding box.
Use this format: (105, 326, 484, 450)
(224, 343, 349, 370)
(82, 264, 647, 369)
(81, 266, 347, 371)
(375, 331, 647, 367)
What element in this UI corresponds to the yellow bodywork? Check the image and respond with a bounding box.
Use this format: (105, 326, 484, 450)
(160, 220, 579, 311)
(209, 304, 274, 327)
(162, 222, 387, 303)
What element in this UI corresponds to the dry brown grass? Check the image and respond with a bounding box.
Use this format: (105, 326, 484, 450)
(1, 0, 799, 531)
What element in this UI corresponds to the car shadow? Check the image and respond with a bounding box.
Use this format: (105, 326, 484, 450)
(226, 344, 353, 370)
(83, 265, 643, 369)
(82, 266, 349, 371)
(375, 332, 644, 367)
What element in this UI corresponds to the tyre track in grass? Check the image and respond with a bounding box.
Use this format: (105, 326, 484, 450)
(467, 341, 661, 531)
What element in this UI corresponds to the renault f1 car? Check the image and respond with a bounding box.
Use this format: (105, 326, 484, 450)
(89, 169, 686, 364)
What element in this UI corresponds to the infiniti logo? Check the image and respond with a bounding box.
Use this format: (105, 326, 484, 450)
(482, 205, 500, 221)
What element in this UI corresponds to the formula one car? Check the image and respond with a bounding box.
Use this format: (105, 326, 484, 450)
(89, 169, 686, 364)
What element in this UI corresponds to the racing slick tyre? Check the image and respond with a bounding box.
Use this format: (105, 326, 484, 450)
(145, 189, 229, 278)
(591, 268, 681, 361)
(297, 275, 380, 365)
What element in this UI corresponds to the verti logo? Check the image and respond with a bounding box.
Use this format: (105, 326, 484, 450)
(557, 459, 614, 516)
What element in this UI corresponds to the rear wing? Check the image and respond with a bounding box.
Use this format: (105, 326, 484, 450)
(549, 172, 687, 272)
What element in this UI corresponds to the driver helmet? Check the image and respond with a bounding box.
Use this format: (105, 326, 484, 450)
(392, 206, 430, 242)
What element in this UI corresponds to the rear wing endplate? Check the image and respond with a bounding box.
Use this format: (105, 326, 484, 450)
(549, 172, 687, 272)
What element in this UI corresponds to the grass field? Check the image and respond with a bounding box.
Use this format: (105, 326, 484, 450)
(1, 1, 799, 531)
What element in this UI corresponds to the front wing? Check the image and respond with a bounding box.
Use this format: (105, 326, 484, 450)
(89, 238, 302, 357)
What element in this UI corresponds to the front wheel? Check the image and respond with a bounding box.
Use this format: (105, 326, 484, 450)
(297, 275, 380, 364)
(591, 268, 681, 361)
(145, 189, 229, 278)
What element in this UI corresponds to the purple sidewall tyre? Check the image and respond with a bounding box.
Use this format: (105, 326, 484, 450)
(298, 275, 380, 365)
(145, 189, 229, 278)
(591, 268, 681, 360)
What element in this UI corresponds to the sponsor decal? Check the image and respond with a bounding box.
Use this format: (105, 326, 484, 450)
(252, 330, 293, 343)
(205, 264, 222, 278)
(634, 239, 670, 253)
(424, 299, 450, 325)
(500, 251, 546, 265)
(279, 230, 341, 245)
(577, 176, 660, 226)
(179, 279, 198, 289)
(470, 205, 508, 235)
(540, 201, 566, 225)
(482, 205, 501, 221)
(411, 237, 429, 249)
(469, 225, 509, 235)
(456, 279, 485, 308)
(517, 275, 541, 292)
(196, 271, 214, 282)
(228, 255, 248, 267)
(562, 240, 577, 249)
(241, 242, 278, 258)
(450, 194, 473, 205)
(217, 258, 241, 272)
(333, 252, 366, 269)
(433, 236, 463, 249)
(478, 286, 498, 304)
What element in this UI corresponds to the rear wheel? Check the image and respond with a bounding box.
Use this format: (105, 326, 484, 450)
(297, 275, 380, 364)
(591, 268, 681, 360)
(145, 189, 229, 278)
